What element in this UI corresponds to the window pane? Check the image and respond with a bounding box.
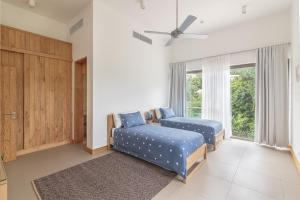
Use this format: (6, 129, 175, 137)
(186, 72, 202, 117)
(230, 66, 256, 140)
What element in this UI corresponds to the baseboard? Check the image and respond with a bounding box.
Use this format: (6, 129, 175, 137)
(17, 140, 71, 157)
(84, 145, 108, 155)
(289, 145, 300, 174)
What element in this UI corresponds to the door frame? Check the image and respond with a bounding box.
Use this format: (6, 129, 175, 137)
(74, 57, 87, 144)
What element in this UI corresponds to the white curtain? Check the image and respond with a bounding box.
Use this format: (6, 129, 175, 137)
(255, 44, 289, 147)
(202, 56, 232, 138)
(169, 63, 186, 117)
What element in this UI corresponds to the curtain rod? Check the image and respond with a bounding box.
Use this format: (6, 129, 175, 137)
(172, 42, 291, 64)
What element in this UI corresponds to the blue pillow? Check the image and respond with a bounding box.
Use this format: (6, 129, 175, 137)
(160, 108, 175, 119)
(119, 112, 145, 128)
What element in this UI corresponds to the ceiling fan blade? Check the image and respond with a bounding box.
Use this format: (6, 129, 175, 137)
(144, 31, 171, 35)
(178, 15, 197, 33)
(165, 37, 175, 47)
(179, 33, 208, 39)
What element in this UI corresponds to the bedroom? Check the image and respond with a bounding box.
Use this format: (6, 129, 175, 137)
(0, 0, 299, 199)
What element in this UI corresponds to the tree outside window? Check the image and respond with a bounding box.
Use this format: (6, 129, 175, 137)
(230, 66, 256, 140)
(186, 72, 202, 118)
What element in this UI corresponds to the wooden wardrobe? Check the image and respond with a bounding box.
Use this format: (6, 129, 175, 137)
(0, 25, 72, 162)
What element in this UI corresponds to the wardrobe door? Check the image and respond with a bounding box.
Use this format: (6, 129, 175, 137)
(44, 57, 56, 144)
(44, 57, 71, 143)
(56, 60, 72, 142)
(0, 50, 24, 161)
(24, 55, 72, 149)
(24, 54, 44, 148)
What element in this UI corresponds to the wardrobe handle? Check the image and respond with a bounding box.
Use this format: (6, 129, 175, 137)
(3, 112, 17, 119)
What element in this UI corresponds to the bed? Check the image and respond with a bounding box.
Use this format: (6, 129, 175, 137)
(107, 113, 207, 183)
(156, 108, 225, 150)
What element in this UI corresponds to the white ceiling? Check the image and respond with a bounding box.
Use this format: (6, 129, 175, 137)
(102, 0, 292, 34)
(2, 0, 291, 32)
(2, 0, 91, 24)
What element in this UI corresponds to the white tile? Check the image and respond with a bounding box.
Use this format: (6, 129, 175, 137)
(208, 149, 243, 168)
(281, 172, 300, 186)
(239, 153, 300, 186)
(242, 145, 291, 165)
(153, 177, 210, 200)
(152, 181, 184, 200)
(283, 182, 300, 200)
(188, 174, 231, 200)
(198, 159, 238, 182)
(227, 184, 277, 200)
(233, 167, 284, 200)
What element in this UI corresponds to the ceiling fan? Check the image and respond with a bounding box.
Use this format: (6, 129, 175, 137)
(144, 0, 208, 47)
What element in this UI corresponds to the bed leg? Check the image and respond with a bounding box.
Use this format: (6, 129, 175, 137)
(176, 175, 187, 184)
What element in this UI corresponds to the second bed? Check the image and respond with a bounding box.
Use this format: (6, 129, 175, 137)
(157, 108, 225, 150)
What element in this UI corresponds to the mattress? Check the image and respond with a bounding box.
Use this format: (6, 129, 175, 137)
(113, 124, 205, 177)
(160, 117, 223, 145)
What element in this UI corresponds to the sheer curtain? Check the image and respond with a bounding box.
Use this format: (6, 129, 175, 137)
(255, 44, 289, 147)
(169, 62, 186, 117)
(202, 56, 232, 138)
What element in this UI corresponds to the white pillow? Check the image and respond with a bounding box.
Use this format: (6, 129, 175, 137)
(141, 112, 146, 123)
(113, 111, 146, 128)
(155, 108, 162, 120)
(113, 113, 122, 128)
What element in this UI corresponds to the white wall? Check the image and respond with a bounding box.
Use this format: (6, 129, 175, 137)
(291, 0, 300, 160)
(170, 11, 291, 63)
(1, 1, 68, 41)
(92, 0, 170, 148)
(68, 2, 94, 148)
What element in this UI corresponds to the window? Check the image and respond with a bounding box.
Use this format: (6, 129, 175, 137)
(230, 65, 256, 140)
(186, 65, 256, 141)
(186, 71, 202, 118)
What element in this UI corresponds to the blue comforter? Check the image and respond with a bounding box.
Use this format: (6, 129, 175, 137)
(113, 125, 205, 177)
(160, 117, 223, 145)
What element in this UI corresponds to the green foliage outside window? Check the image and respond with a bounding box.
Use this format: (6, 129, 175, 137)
(231, 67, 256, 140)
(186, 73, 202, 118)
(186, 66, 256, 140)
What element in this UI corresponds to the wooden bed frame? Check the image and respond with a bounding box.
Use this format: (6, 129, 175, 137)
(107, 114, 207, 183)
(213, 129, 225, 151)
(149, 109, 225, 151)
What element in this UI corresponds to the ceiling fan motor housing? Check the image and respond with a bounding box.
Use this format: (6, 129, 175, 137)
(171, 29, 183, 38)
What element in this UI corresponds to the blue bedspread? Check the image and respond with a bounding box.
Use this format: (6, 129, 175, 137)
(113, 125, 205, 177)
(160, 117, 223, 145)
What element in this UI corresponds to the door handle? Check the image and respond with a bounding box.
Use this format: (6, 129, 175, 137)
(3, 112, 17, 119)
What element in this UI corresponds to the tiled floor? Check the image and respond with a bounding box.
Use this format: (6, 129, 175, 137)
(5, 139, 300, 200)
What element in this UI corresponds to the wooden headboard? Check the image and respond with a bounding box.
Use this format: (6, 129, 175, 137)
(149, 109, 158, 123)
(107, 110, 158, 150)
(107, 114, 115, 150)
(144, 109, 156, 124)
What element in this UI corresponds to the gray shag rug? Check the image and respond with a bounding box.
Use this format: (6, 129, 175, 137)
(32, 152, 176, 200)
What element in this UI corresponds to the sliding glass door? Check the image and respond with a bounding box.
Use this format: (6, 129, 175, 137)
(185, 65, 256, 141)
(186, 71, 202, 118)
(230, 65, 256, 140)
